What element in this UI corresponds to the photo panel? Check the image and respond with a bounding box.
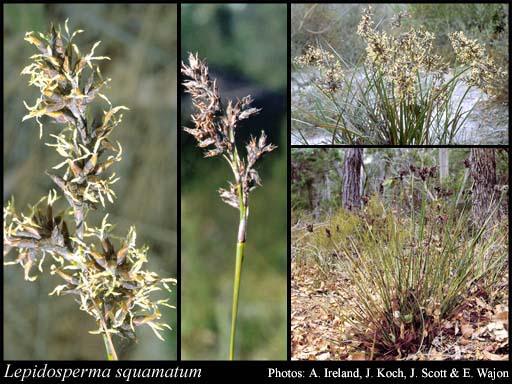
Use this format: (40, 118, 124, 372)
(3, 4, 178, 360)
(291, 147, 509, 361)
(180, 3, 288, 360)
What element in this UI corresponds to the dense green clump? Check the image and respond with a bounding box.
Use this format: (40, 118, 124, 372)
(296, 192, 507, 358)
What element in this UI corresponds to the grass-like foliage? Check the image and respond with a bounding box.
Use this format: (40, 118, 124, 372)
(338, 199, 506, 358)
(3, 20, 176, 360)
(293, 6, 507, 145)
(182, 53, 276, 360)
(294, 174, 507, 359)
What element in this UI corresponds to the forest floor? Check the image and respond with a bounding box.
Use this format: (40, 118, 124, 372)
(291, 263, 348, 360)
(291, 261, 509, 361)
(291, 68, 509, 145)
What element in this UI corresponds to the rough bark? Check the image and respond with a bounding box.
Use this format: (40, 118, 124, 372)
(470, 148, 497, 227)
(341, 148, 363, 211)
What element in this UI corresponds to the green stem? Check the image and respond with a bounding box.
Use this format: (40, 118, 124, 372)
(229, 181, 247, 360)
(229, 240, 245, 360)
(102, 333, 118, 361)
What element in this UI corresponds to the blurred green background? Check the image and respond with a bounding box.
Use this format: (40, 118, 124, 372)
(3, 4, 177, 359)
(181, 4, 287, 360)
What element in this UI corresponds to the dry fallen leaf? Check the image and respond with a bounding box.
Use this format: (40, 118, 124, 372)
(492, 309, 508, 330)
(317, 352, 331, 360)
(348, 351, 366, 360)
(428, 349, 445, 360)
(482, 350, 508, 361)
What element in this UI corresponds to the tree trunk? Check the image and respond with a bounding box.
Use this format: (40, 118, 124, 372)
(439, 148, 449, 184)
(341, 148, 363, 211)
(313, 182, 321, 221)
(470, 148, 497, 227)
(323, 173, 333, 214)
(306, 180, 314, 212)
(306, 177, 322, 220)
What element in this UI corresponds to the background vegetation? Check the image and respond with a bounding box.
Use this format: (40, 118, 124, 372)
(292, 3, 508, 71)
(181, 4, 287, 360)
(292, 148, 509, 216)
(3, 4, 177, 360)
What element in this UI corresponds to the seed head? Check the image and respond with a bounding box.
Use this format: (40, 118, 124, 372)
(182, 53, 276, 210)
